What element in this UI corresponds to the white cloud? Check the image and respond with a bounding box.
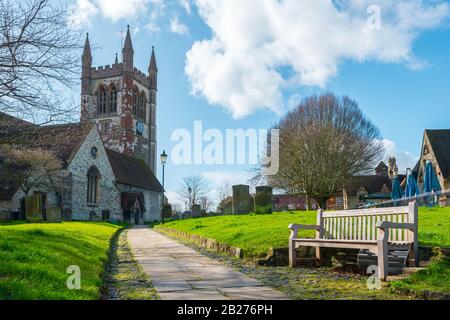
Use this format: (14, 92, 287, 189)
(180, 0, 192, 14)
(145, 22, 161, 33)
(383, 139, 419, 173)
(68, 0, 160, 27)
(170, 16, 189, 35)
(96, 0, 149, 21)
(165, 191, 182, 205)
(68, 0, 99, 29)
(186, 0, 450, 119)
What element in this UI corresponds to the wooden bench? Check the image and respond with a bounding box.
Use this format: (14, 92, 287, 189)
(288, 202, 419, 280)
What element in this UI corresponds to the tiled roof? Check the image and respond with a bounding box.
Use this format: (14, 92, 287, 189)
(106, 149, 164, 192)
(344, 175, 393, 196)
(1, 112, 93, 166)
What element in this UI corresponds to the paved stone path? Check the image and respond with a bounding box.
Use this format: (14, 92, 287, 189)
(127, 226, 288, 300)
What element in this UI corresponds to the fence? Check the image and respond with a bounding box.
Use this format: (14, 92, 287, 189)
(357, 188, 450, 209)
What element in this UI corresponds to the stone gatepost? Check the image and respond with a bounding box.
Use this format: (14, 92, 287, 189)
(254, 186, 273, 214)
(232, 185, 251, 215)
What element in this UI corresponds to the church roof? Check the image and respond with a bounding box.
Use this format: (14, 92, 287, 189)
(376, 161, 388, 171)
(106, 149, 164, 193)
(20, 123, 93, 166)
(426, 129, 450, 179)
(0, 113, 94, 167)
(343, 175, 392, 196)
(0, 112, 36, 137)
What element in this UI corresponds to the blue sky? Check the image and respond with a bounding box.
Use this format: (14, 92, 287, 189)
(66, 0, 450, 206)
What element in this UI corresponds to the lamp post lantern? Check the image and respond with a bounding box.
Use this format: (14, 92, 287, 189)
(160, 150, 168, 224)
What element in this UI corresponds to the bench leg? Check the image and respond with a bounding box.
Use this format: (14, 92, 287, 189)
(289, 240, 296, 268)
(377, 240, 388, 281)
(316, 247, 322, 265)
(408, 246, 420, 267)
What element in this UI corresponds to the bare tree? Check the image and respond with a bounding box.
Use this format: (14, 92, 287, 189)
(216, 181, 232, 204)
(217, 196, 232, 214)
(0, 145, 62, 196)
(176, 175, 211, 208)
(0, 0, 81, 124)
(199, 196, 213, 212)
(262, 93, 384, 209)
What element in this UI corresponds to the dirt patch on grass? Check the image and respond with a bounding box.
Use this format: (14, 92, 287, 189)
(101, 229, 159, 300)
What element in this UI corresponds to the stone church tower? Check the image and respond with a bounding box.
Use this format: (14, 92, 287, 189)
(80, 27, 158, 173)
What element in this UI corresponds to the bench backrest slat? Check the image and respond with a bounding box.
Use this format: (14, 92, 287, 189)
(319, 204, 415, 242)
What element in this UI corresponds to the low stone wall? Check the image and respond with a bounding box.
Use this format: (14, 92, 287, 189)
(157, 227, 243, 258)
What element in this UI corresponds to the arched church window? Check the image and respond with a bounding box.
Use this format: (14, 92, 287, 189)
(109, 85, 117, 113)
(97, 86, 107, 115)
(132, 87, 139, 117)
(87, 167, 100, 205)
(138, 92, 146, 121)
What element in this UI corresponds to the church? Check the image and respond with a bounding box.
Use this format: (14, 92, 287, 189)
(0, 27, 164, 224)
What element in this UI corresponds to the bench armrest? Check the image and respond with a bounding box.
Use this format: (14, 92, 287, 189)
(288, 223, 321, 239)
(376, 221, 415, 231)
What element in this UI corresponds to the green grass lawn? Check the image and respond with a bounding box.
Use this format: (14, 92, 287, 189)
(390, 257, 450, 297)
(157, 207, 450, 258)
(0, 222, 122, 300)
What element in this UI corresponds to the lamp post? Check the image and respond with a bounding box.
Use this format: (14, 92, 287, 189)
(188, 187, 192, 211)
(160, 150, 168, 224)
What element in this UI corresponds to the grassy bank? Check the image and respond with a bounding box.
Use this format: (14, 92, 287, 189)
(157, 207, 450, 258)
(0, 222, 122, 300)
(390, 257, 450, 297)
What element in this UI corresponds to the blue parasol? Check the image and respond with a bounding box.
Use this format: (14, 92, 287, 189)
(391, 176, 404, 200)
(424, 161, 442, 193)
(405, 171, 421, 198)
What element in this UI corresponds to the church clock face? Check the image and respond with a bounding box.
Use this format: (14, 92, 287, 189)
(136, 122, 145, 136)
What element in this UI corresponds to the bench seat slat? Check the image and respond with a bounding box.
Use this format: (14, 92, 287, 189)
(292, 238, 413, 251)
(322, 206, 409, 218)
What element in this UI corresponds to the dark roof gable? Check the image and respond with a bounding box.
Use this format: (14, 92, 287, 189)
(106, 149, 164, 193)
(344, 175, 392, 196)
(426, 130, 450, 179)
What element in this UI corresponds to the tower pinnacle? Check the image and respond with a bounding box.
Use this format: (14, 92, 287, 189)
(122, 25, 134, 70)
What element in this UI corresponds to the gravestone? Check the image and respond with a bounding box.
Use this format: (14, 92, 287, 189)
(162, 204, 172, 219)
(254, 186, 273, 214)
(46, 208, 62, 222)
(191, 204, 201, 218)
(232, 185, 251, 215)
(0, 211, 10, 222)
